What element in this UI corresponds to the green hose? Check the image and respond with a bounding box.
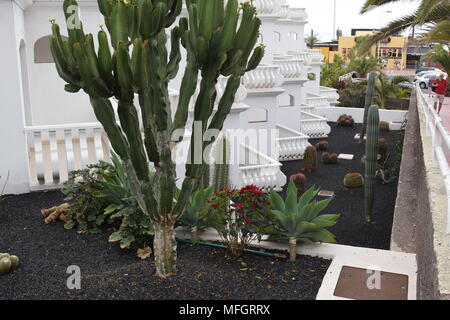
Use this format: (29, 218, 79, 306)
(176, 238, 287, 259)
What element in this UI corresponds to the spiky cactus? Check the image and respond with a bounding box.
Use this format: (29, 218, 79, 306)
(50, 0, 264, 278)
(213, 136, 230, 192)
(290, 173, 306, 197)
(360, 72, 377, 141)
(343, 173, 364, 188)
(302, 146, 317, 172)
(377, 138, 388, 164)
(315, 141, 328, 151)
(365, 105, 380, 223)
(322, 152, 338, 164)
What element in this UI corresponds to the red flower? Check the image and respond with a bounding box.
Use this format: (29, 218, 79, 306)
(242, 217, 252, 225)
(211, 203, 219, 208)
(232, 203, 244, 210)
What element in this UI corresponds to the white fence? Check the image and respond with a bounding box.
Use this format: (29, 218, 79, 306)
(416, 84, 450, 233)
(24, 123, 110, 189)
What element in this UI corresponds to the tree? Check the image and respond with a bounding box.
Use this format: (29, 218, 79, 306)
(422, 44, 450, 75)
(358, 0, 450, 54)
(50, 0, 264, 278)
(348, 56, 380, 78)
(320, 55, 348, 88)
(306, 29, 320, 48)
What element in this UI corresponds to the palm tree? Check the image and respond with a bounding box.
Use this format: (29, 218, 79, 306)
(348, 56, 380, 78)
(306, 29, 320, 48)
(422, 44, 450, 75)
(358, 0, 450, 54)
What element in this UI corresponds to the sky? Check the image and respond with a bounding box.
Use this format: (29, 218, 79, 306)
(286, 0, 417, 42)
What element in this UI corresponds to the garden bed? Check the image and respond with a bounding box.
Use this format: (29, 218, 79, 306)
(281, 122, 402, 250)
(0, 191, 330, 300)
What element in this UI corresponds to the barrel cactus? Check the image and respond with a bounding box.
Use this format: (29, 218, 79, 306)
(0, 253, 19, 275)
(337, 114, 354, 127)
(50, 0, 264, 278)
(344, 173, 364, 188)
(302, 146, 317, 172)
(360, 72, 377, 141)
(315, 141, 328, 151)
(322, 152, 338, 164)
(378, 138, 388, 164)
(365, 105, 380, 223)
(290, 173, 306, 197)
(379, 121, 390, 132)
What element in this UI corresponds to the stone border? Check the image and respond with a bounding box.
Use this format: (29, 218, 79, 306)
(176, 228, 417, 300)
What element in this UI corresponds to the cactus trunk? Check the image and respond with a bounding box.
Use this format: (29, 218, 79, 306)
(360, 72, 377, 141)
(364, 105, 380, 223)
(153, 221, 177, 278)
(289, 237, 297, 262)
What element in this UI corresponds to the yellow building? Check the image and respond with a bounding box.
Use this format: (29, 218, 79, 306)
(317, 29, 408, 70)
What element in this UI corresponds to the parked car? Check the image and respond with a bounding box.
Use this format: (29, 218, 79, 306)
(415, 70, 447, 79)
(414, 73, 440, 89)
(415, 67, 442, 74)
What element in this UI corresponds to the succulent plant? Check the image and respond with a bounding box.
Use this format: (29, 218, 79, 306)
(337, 114, 355, 127)
(213, 137, 230, 193)
(344, 173, 364, 188)
(302, 146, 317, 172)
(322, 152, 338, 165)
(315, 141, 329, 151)
(290, 173, 307, 197)
(50, 0, 264, 278)
(0, 253, 19, 275)
(365, 105, 380, 223)
(379, 121, 390, 132)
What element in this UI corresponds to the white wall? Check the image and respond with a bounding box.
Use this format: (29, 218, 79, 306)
(317, 107, 408, 124)
(24, 4, 104, 125)
(0, 0, 31, 194)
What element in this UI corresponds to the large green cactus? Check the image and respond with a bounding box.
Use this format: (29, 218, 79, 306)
(50, 0, 264, 278)
(360, 71, 377, 141)
(364, 105, 379, 223)
(213, 136, 230, 192)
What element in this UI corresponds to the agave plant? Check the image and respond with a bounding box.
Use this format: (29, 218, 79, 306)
(179, 185, 215, 243)
(267, 182, 340, 262)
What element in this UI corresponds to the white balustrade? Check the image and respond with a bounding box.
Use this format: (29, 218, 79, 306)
(304, 49, 324, 64)
(288, 8, 308, 21)
(306, 92, 330, 109)
(253, 0, 281, 15)
(300, 104, 315, 114)
(276, 124, 310, 161)
(300, 111, 331, 138)
(239, 144, 286, 191)
(416, 84, 450, 233)
(287, 51, 312, 66)
(242, 65, 283, 89)
(319, 86, 340, 106)
(25, 123, 111, 188)
(278, 4, 289, 19)
(273, 57, 303, 79)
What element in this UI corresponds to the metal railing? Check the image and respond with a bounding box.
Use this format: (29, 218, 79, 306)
(416, 84, 450, 233)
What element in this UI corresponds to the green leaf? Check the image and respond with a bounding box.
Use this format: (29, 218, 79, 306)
(108, 231, 123, 243)
(268, 190, 285, 212)
(301, 229, 337, 243)
(311, 214, 340, 228)
(297, 187, 320, 211)
(64, 221, 75, 230)
(285, 181, 298, 214)
(104, 203, 121, 215)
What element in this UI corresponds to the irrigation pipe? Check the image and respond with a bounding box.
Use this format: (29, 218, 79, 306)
(176, 238, 287, 259)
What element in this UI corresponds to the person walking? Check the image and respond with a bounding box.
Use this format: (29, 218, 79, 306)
(432, 73, 448, 114)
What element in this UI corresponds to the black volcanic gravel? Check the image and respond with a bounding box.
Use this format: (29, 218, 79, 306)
(0, 191, 330, 300)
(281, 122, 401, 250)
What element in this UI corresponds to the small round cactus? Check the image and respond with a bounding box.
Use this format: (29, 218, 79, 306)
(0, 253, 19, 275)
(315, 141, 329, 151)
(302, 146, 317, 172)
(344, 173, 364, 188)
(290, 173, 307, 197)
(379, 121, 390, 132)
(337, 114, 355, 127)
(322, 152, 338, 164)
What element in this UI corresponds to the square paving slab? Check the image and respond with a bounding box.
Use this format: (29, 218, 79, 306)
(333, 266, 409, 300)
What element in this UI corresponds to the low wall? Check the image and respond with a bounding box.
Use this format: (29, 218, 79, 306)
(391, 92, 450, 300)
(316, 107, 408, 124)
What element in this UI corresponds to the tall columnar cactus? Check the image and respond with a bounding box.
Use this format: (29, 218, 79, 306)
(302, 146, 317, 172)
(360, 72, 377, 141)
(213, 136, 230, 193)
(364, 105, 380, 223)
(50, 0, 264, 278)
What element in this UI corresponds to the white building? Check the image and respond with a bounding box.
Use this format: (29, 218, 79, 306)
(0, 0, 339, 194)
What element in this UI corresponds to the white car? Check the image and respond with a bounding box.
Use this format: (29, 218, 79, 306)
(414, 73, 448, 89)
(415, 70, 447, 79)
